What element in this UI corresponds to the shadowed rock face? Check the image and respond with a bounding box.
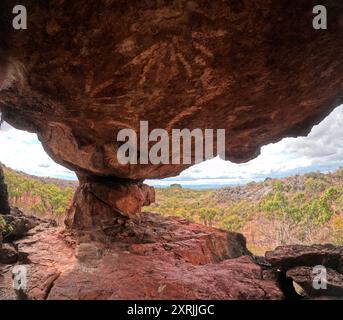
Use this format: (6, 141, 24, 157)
(1, 1, 343, 224)
(265, 245, 343, 299)
(0, 166, 10, 215)
(286, 267, 343, 298)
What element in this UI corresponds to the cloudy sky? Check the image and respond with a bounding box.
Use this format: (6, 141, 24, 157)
(1, 104, 343, 188)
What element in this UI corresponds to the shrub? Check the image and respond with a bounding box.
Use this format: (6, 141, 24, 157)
(0, 216, 13, 234)
(331, 215, 343, 245)
(220, 214, 244, 232)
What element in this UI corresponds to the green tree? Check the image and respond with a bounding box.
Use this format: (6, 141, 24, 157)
(199, 208, 219, 227)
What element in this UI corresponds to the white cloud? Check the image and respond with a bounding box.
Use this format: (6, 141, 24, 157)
(2, 104, 343, 187)
(0, 125, 76, 180)
(148, 104, 343, 187)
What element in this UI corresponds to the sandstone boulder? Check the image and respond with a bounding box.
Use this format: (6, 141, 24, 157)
(266, 244, 343, 300)
(286, 266, 343, 298)
(0, 242, 18, 264)
(65, 181, 155, 232)
(265, 244, 343, 272)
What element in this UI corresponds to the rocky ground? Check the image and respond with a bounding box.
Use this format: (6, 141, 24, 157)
(1, 208, 343, 300)
(1, 210, 282, 300)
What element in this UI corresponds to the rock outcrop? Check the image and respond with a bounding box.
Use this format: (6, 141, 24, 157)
(265, 244, 343, 272)
(0, 207, 55, 263)
(1, 0, 343, 176)
(265, 245, 343, 299)
(65, 180, 155, 233)
(2, 209, 343, 300)
(286, 267, 343, 298)
(0, 212, 284, 300)
(0, 165, 10, 215)
(1, 207, 52, 241)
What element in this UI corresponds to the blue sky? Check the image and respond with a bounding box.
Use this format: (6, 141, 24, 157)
(1, 104, 343, 188)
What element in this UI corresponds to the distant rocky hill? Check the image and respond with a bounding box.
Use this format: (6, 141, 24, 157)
(214, 172, 343, 203)
(215, 182, 273, 203)
(1, 164, 78, 189)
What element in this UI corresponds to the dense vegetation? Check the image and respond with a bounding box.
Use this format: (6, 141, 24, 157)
(146, 170, 343, 254)
(3, 165, 343, 253)
(3, 167, 75, 221)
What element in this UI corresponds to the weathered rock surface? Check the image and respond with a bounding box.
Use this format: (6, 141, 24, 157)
(2, 210, 343, 300)
(1, 207, 54, 242)
(65, 181, 155, 232)
(266, 245, 343, 299)
(0, 1, 343, 182)
(265, 244, 343, 272)
(0, 243, 18, 264)
(0, 166, 10, 215)
(286, 266, 343, 298)
(0, 212, 283, 300)
(0, 207, 56, 265)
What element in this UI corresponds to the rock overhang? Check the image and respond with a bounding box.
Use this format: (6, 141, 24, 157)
(0, 0, 342, 181)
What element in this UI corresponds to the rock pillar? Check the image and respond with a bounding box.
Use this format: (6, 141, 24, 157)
(65, 177, 155, 235)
